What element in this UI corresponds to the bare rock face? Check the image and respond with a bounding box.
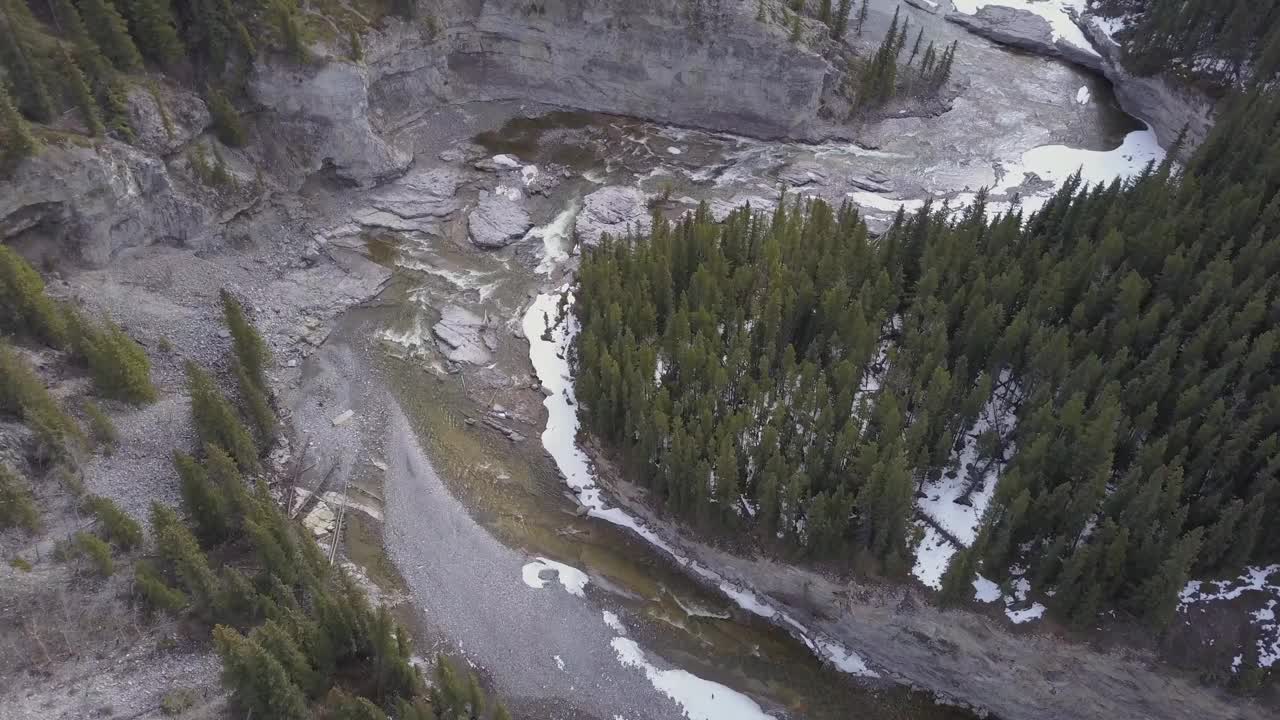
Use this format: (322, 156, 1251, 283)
(575, 186, 650, 247)
(423, 0, 830, 139)
(0, 141, 215, 266)
(947, 6, 1104, 73)
(353, 167, 466, 233)
(1080, 14, 1215, 149)
(125, 83, 210, 156)
(433, 305, 496, 364)
(468, 191, 533, 249)
(250, 59, 412, 187)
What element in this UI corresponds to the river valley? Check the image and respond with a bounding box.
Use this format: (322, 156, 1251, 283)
(274, 8, 1189, 716)
(5, 1, 1272, 719)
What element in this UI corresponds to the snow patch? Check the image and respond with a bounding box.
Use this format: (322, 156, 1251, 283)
(521, 557, 590, 597)
(1179, 565, 1280, 668)
(1075, 86, 1091, 104)
(951, 0, 1099, 57)
(603, 610, 626, 634)
(611, 638, 774, 720)
(523, 288, 879, 679)
(973, 575, 1002, 603)
(848, 191, 927, 214)
(911, 521, 958, 590)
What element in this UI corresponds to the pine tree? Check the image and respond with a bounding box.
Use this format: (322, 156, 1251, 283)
(84, 495, 142, 549)
(134, 559, 188, 612)
(213, 625, 308, 720)
(175, 450, 233, 545)
(221, 289, 270, 386)
(127, 0, 186, 65)
(207, 89, 246, 147)
(73, 531, 115, 576)
(0, 80, 39, 169)
(78, 0, 143, 71)
(833, 0, 851, 37)
(186, 361, 260, 471)
(819, 0, 831, 25)
(855, 0, 868, 36)
(60, 49, 106, 136)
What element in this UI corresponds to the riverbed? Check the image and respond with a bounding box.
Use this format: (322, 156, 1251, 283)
(292, 5, 1175, 718)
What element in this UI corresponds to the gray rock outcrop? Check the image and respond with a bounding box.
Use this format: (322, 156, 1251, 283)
(125, 83, 210, 156)
(947, 6, 1104, 73)
(370, 0, 831, 139)
(0, 141, 215, 266)
(250, 59, 412, 187)
(575, 186, 650, 247)
(468, 191, 533, 249)
(433, 305, 496, 364)
(1080, 15, 1215, 149)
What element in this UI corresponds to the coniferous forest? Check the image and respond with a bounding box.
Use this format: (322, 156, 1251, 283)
(573, 90, 1280, 628)
(1097, 0, 1280, 90)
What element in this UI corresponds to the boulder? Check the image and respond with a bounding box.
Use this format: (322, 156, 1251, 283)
(432, 305, 495, 365)
(126, 83, 210, 156)
(947, 6, 1104, 73)
(468, 191, 533, 249)
(574, 186, 650, 248)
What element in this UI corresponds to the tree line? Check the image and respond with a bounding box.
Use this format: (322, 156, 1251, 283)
(1097, 0, 1280, 91)
(0, 0, 313, 171)
(571, 90, 1280, 644)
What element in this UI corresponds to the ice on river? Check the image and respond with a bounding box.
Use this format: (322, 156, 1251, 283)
(951, 0, 1099, 57)
(523, 287, 880, 679)
(522, 557, 590, 597)
(611, 638, 775, 720)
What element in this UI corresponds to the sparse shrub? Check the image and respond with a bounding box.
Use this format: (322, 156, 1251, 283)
(9, 556, 32, 572)
(0, 464, 40, 532)
(0, 344, 82, 463)
(85, 495, 143, 550)
(158, 336, 173, 353)
(74, 531, 115, 576)
(160, 687, 199, 716)
(84, 400, 119, 452)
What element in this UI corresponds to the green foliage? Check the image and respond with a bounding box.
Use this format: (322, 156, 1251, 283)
(160, 687, 200, 716)
(78, 0, 144, 72)
(10, 555, 32, 571)
(214, 624, 309, 720)
(83, 400, 119, 452)
(273, 0, 310, 63)
(0, 343, 82, 464)
(176, 449, 233, 545)
(0, 245, 66, 347)
(74, 531, 115, 576)
(125, 0, 187, 66)
(186, 361, 260, 472)
(0, 463, 40, 533)
(575, 88, 1280, 626)
(207, 89, 246, 147)
(151, 501, 220, 613)
(0, 80, 39, 170)
(85, 494, 143, 550)
(221, 289, 270, 387)
(349, 29, 364, 62)
(321, 687, 388, 719)
(135, 559, 189, 613)
(67, 311, 157, 405)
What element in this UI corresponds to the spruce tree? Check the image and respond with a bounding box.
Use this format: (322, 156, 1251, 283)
(127, 0, 186, 66)
(213, 625, 308, 720)
(78, 0, 143, 71)
(833, 0, 851, 38)
(0, 81, 39, 169)
(855, 0, 868, 37)
(186, 361, 260, 471)
(207, 89, 246, 147)
(60, 50, 107, 137)
(0, 463, 40, 532)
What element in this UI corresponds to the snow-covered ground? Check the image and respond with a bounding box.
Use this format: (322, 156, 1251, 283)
(611, 637, 774, 720)
(999, 126, 1164, 212)
(522, 557, 591, 597)
(523, 287, 881, 683)
(1179, 565, 1280, 669)
(951, 0, 1098, 57)
(974, 573, 1047, 624)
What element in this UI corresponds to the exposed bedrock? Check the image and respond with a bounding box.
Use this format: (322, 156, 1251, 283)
(946, 6, 1105, 73)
